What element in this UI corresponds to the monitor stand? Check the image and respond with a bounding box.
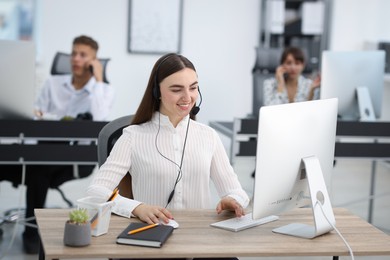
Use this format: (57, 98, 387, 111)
(356, 86, 376, 121)
(272, 156, 335, 239)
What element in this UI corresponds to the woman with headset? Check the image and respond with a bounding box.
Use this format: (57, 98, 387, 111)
(87, 53, 249, 226)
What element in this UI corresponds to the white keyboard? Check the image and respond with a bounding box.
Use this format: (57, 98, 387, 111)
(210, 213, 279, 232)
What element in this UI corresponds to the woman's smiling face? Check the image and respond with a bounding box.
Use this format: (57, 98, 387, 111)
(158, 68, 199, 127)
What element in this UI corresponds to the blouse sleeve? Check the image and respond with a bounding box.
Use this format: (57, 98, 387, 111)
(263, 78, 286, 106)
(209, 130, 250, 208)
(86, 128, 141, 218)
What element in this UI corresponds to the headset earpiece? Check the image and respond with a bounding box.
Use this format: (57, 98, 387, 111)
(153, 54, 176, 101)
(152, 81, 160, 100)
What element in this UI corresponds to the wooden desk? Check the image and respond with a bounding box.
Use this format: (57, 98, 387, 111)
(35, 208, 390, 260)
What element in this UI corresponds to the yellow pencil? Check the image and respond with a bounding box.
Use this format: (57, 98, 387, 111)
(128, 223, 159, 235)
(91, 187, 119, 229)
(107, 187, 119, 201)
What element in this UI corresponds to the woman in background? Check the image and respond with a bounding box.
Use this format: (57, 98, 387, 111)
(263, 46, 321, 106)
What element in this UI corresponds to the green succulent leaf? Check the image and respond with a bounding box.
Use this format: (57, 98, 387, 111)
(69, 208, 89, 224)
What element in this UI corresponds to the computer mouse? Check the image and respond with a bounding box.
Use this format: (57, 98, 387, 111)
(160, 219, 179, 229)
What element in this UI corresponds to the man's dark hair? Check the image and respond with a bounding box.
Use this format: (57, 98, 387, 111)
(73, 35, 99, 51)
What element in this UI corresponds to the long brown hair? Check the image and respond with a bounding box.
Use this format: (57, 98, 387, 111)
(131, 53, 197, 125)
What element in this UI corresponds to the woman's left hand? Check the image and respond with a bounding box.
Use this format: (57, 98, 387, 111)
(216, 197, 245, 217)
(311, 73, 321, 89)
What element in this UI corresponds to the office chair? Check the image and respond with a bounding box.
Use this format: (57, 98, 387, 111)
(98, 115, 134, 199)
(251, 47, 283, 117)
(378, 42, 390, 73)
(50, 52, 110, 83)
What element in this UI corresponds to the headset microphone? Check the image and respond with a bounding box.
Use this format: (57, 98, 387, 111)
(190, 87, 203, 116)
(191, 106, 200, 116)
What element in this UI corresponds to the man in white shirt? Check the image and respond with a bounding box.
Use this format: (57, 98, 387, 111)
(1, 35, 114, 254)
(35, 35, 114, 120)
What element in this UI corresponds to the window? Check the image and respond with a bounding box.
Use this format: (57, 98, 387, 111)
(0, 0, 36, 41)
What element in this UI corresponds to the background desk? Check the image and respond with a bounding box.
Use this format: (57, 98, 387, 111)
(35, 208, 390, 260)
(0, 120, 107, 165)
(0, 119, 109, 241)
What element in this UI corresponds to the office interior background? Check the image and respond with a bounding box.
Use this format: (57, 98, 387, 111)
(2, 0, 390, 124)
(1, 0, 390, 259)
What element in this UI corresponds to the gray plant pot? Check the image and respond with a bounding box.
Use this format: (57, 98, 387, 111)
(63, 221, 91, 247)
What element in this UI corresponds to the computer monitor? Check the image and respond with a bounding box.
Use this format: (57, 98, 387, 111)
(252, 98, 338, 239)
(0, 39, 35, 119)
(320, 50, 385, 121)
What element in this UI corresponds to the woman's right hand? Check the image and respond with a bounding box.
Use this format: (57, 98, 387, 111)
(275, 65, 287, 93)
(275, 65, 287, 84)
(132, 204, 174, 225)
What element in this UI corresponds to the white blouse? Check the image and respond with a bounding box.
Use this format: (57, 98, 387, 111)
(87, 112, 249, 218)
(263, 75, 320, 106)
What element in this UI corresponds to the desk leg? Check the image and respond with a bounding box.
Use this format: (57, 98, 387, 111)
(38, 236, 45, 260)
(333, 256, 339, 260)
(39, 236, 59, 260)
(368, 160, 377, 223)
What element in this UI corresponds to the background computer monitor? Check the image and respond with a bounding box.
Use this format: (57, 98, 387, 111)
(320, 50, 385, 121)
(252, 98, 338, 238)
(0, 40, 35, 119)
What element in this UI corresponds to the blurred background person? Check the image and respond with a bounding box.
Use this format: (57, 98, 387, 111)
(263, 46, 321, 106)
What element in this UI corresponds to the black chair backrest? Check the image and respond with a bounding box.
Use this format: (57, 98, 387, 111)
(97, 115, 134, 199)
(98, 115, 134, 167)
(50, 52, 110, 83)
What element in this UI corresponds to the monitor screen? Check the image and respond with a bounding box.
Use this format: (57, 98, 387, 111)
(0, 40, 35, 120)
(320, 50, 385, 121)
(252, 98, 338, 238)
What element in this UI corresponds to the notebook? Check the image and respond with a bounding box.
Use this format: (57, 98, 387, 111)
(116, 222, 174, 248)
(210, 213, 279, 232)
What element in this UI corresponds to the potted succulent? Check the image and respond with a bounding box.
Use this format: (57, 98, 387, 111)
(63, 208, 91, 247)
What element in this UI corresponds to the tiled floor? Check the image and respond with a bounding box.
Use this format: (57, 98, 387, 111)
(1, 158, 389, 260)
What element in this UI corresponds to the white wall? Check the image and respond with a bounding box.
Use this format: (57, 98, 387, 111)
(37, 0, 260, 124)
(330, 0, 390, 121)
(330, 0, 390, 51)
